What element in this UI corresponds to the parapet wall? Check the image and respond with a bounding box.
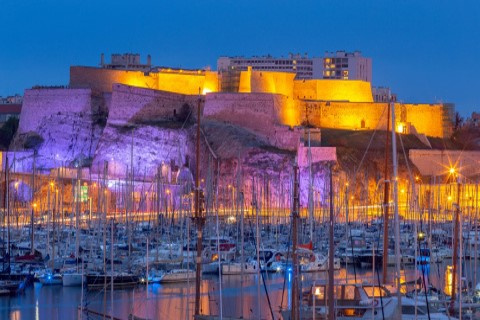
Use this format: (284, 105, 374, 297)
(70, 66, 157, 93)
(298, 101, 449, 138)
(70, 66, 219, 95)
(293, 79, 373, 102)
(18, 88, 92, 133)
(238, 69, 295, 97)
(204, 93, 299, 150)
(108, 84, 200, 125)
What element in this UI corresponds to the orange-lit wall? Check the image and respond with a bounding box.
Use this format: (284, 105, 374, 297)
(293, 79, 373, 102)
(70, 67, 219, 95)
(238, 70, 295, 97)
(298, 101, 447, 138)
(156, 70, 219, 95)
(70, 67, 157, 92)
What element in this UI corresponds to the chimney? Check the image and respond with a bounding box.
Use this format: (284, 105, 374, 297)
(100, 53, 105, 67)
(147, 54, 151, 66)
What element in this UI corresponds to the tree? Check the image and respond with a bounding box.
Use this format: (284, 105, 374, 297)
(454, 111, 464, 131)
(0, 117, 19, 149)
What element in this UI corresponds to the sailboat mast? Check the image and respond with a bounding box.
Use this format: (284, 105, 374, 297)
(194, 89, 205, 317)
(390, 101, 402, 316)
(328, 162, 335, 320)
(30, 151, 36, 254)
(308, 128, 314, 243)
(382, 102, 391, 283)
(450, 175, 461, 315)
(291, 159, 300, 320)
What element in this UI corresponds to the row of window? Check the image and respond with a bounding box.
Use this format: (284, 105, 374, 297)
(231, 59, 312, 65)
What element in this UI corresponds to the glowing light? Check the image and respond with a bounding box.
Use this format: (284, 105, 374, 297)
(49, 182, 54, 188)
(401, 189, 405, 194)
(449, 167, 456, 175)
(166, 189, 171, 195)
(14, 181, 19, 189)
(396, 123, 405, 134)
(448, 196, 452, 201)
(202, 87, 212, 95)
(445, 265, 453, 296)
(33, 203, 37, 208)
(417, 231, 426, 241)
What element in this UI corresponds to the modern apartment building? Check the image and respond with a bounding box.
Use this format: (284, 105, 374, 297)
(218, 51, 372, 82)
(313, 51, 372, 82)
(217, 53, 314, 79)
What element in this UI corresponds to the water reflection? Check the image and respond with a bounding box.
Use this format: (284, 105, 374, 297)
(0, 261, 477, 319)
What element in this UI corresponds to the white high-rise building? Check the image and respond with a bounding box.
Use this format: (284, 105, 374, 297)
(218, 51, 372, 82)
(312, 51, 372, 82)
(217, 53, 314, 79)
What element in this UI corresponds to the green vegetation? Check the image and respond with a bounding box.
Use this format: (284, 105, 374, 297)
(0, 117, 19, 150)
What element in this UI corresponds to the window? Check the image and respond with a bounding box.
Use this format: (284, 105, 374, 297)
(364, 286, 389, 298)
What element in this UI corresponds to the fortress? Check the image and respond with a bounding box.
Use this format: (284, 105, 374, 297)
(3, 58, 457, 213)
(69, 65, 454, 138)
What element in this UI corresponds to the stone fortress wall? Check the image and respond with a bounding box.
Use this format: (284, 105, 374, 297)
(13, 66, 451, 174)
(14, 87, 102, 169)
(69, 66, 451, 139)
(70, 66, 219, 95)
(18, 88, 92, 134)
(108, 83, 201, 125)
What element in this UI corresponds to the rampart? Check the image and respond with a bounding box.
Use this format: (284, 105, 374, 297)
(204, 93, 300, 150)
(293, 79, 373, 102)
(298, 101, 449, 138)
(18, 88, 92, 134)
(108, 84, 201, 125)
(70, 66, 219, 95)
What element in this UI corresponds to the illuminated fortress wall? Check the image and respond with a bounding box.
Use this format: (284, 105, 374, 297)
(296, 101, 448, 138)
(70, 66, 157, 93)
(238, 69, 295, 97)
(92, 84, 196, 177)
(293, 79, 374, 102)
(14, 88, 103, 169)
(70, 66, 219, 95)
(204, 93, 300, 150)
(18, 88, 92, 133)
(107, 84, 200, 125)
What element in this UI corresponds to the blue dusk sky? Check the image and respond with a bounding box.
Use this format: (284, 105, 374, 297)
(1, 0, 479, 116)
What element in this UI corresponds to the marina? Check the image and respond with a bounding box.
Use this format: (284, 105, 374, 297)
(1, 2, 479, 318)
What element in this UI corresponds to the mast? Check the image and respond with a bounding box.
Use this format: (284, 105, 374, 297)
(382, 101, 391, 283)
(194, 89, 205, 317)
(327, 162, 335, 320)
(308, 128, 314, 243)
(291, 159, 300, 320)
(30, 151, 36, 253)
(390, 102, 402, 317)
(3, 155, 9, 271)
(450, 172, 461, 315)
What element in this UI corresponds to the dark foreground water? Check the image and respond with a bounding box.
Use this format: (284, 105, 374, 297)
(1, 260, 478, 320)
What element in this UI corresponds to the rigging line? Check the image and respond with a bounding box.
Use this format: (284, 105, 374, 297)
(247, 219, 275, 320)
(398, 130, 415, 183)
(350, 104, 388, 179)
(279, 221, 293, 310)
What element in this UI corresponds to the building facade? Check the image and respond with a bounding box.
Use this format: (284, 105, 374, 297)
(217, 53, 314, 79)
(100, 53, 152, 71)
(218, 51, 372, 82)
(312, 51, 372, 82)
